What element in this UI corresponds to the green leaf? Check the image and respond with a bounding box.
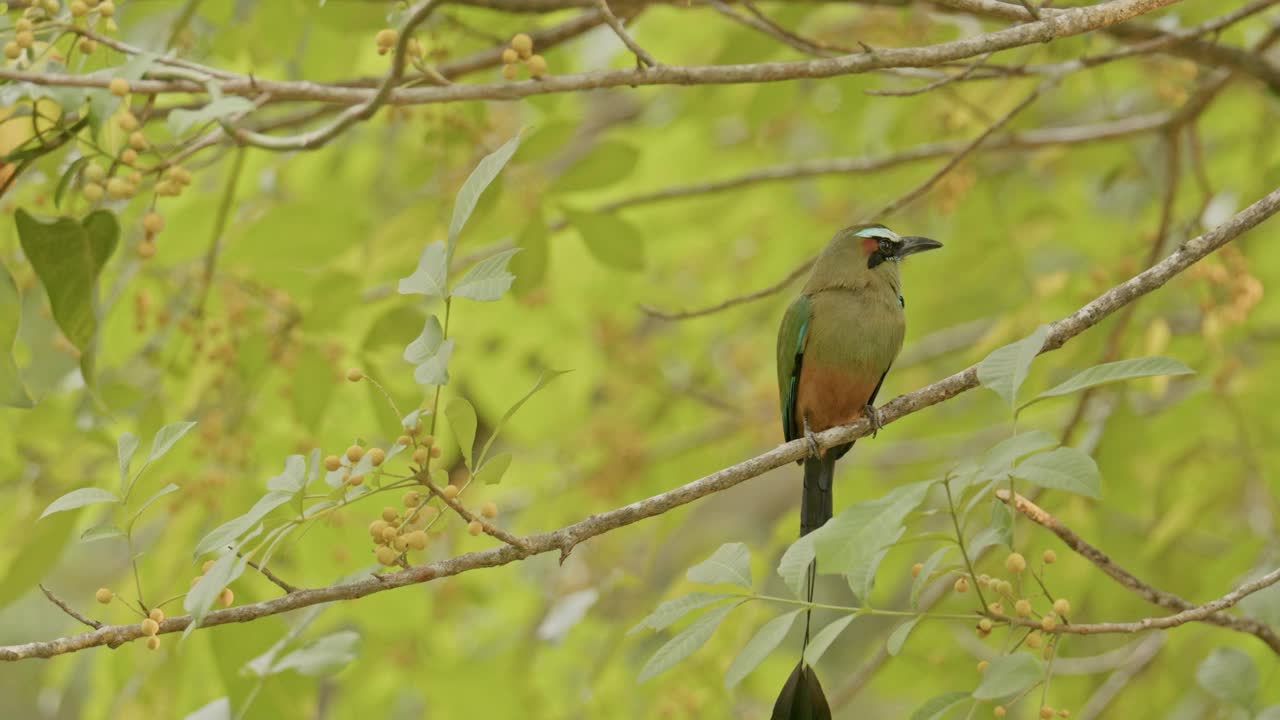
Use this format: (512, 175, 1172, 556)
(0, 511, 76, 605)
(552, 141, 639, 193)
(451, 248, 521, 302)
(687, 542, 752, 589)
(887, 616, 921, 656)
(54, 156, 90, 210)
(638, 603, 737, 682)
(149, 421, 198, 462)
(39, 487, 119, 519)
(117, 432, 138, 491)
(15, 209, 119, 387)
(969, 501, 1014, 558)
(803, 614, 857, 666)
(972, 654, 1043, 700)
(911, 691, 973, 720)
(129, 483, 179, 524)
(266, 456, 307, 494)
(185, 538, 255, 629)
(475, 452, 513, 485)
(724, 609, 803, 689)
(0, 260, 32, 408)
(1013, 446, 1101, 498)
(477, 369, 570, 465)
(449, 132, 523, 259)
(193, 490, 293, 557)
(413, 339, 454, 386)
(911, 546, 954, 609)
(1196, 648, 1257, 708)
(184, 698, 231, 720)
(777, 532, 818, 597)
(510, 216, 549, 296)
(268, 631, 361, 676)
(978, 431, 1057, 476)
(562, 208, 645, 271)
(1020, 357, 1195, 411)
(812, 481, 931, 600)
(80, 524, 125, 542)
(977, 325, 1049, 409)
(168, 96, 256, 135)
(446, 396, 478, 469)
(398, 241, 448, 298)
(629, 592, 734, 635)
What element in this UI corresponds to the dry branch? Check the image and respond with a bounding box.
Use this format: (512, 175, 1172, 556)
(4, 182, 1278, 662)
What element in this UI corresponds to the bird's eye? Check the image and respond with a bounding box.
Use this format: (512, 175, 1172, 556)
(878, 239, 892, 253)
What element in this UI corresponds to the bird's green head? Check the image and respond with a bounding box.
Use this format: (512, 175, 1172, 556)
(843, 224, 943, 270)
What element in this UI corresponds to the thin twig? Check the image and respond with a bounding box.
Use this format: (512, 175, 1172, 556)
(39, 585, 103, 630)
(866, 52, 995, 96)
(243, 558, 301, 594)
(420, 474, 533, 552)
(996, 490, 1280, 652)
(594, 0, 657, 68)
(4, 184, 1278, 662)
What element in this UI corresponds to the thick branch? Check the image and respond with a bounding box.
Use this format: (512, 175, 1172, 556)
(4, 183, 1277, 662)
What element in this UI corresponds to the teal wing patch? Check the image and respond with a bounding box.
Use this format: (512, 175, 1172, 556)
(776, 295, 812, 442)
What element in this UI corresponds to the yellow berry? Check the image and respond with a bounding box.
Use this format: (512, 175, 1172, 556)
(397, 435, 412, 446)
(3, 42, 19, 61)
(202, 559, 216, 573)
(1025, 632, 1043, 649)
(511, 33, 533, 57)
(375, 28, 397, 49)
(375, 545, 397, 565)
(1041, 615, 1057, 632)
(527, 54, 547, 78)
(369, 519, 389, 538)
(141, 618, 159, 636)
(129, 131, 148, 150)
(1041, 707, 1054, 719)
(911, 562, 923, 578)
(70, 0, 87, 15)
(127, 170, 142, 185)
(412, 447, 429, 465)
(78, 37, 97, 54)
(1005, 553, 1027, 574)
(501, 63, 519, 81)
(467, 520, 483, 536)
(15, 18, 32, 31)
(978, 618, 993, 632)
(954, 577, 969, 593)
(996, 580, 1014, 596)
(95, 587, 113, 604)
(407, 530, 428, 550)
(501, 48, 518, 64)
(1015, 599, 1032, 617)
(381, 506, 398, 522)
(217, 588, 234, 607)
(146, 636, 161, 650)
(429, 446, 441, 459)
(99, 0, 115, 16)
(106, 176, 132, 198)
(369, 448, 385, 466)
(346, 444, 364, 463)
(117, 112, 139, 132)
(481, 501, 498, 519)
(977, 573, 991, 587)
(977, 660, 989, 673)
(108, 77, 129, 97)
(345, 367, 363, 382)
(324, 455, 342, 472)
(16, 31, 34, 49)
(442, 484, 459, 500)
(148, 608, 164, 623)
(1058, 711, 1071, 718)
(381, 526, 398, 543)
(392, 535, 409, 552)
(83, 182, 104, 201)
(987, 602, 1004, 615)
(120, 148, 138, 165)
(420, 433, 433, 446)
(1053, 598, 1071, 617)
(143, 212, 164, 234)
(84, 164, 106, 183)
(347, 474, 364, 486)
(994, 707, 1006, 719)
(1043, 549, 1057, 564)
(402, 491, 421, 508)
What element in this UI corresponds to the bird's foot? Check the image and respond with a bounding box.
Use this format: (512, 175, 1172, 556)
(803, 416, 821, 459)
(864, 404, 883, 438)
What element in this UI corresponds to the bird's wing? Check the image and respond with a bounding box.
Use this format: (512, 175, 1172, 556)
(776, 295, 812, 443)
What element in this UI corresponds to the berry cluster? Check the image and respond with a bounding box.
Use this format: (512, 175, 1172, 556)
(501, 33, 547, 80)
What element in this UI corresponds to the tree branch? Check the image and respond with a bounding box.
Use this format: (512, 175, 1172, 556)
(997, 490, 1280, 653)
(39, 585, 103, 630)
(4, 182, 1277, 662)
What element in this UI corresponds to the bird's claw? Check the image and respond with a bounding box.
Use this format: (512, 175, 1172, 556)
(864, 404, 883, 438)
(803, 416, 821, 459)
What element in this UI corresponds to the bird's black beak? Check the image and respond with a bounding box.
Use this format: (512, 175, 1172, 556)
(895, 236, 943, 258)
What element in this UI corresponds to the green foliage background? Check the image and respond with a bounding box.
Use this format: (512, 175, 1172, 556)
(2, 1, 1279, 718)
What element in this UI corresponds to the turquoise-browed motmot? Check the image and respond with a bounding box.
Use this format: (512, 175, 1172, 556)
(772, 224, 942, 719)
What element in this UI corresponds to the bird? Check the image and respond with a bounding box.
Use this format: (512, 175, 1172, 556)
(772, 223, 942, 720)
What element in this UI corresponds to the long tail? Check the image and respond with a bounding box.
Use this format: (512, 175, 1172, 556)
(772, 453, 838, 720)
